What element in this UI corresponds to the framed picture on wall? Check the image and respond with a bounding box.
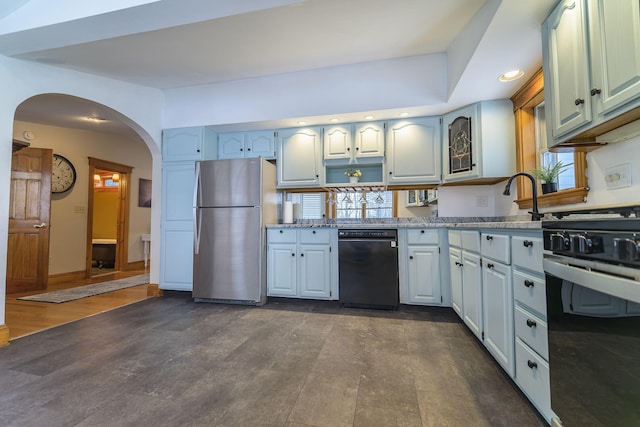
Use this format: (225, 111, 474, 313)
(138, 178, 152, 207)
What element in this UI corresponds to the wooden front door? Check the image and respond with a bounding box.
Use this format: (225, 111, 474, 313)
(7, 148, 52, 293)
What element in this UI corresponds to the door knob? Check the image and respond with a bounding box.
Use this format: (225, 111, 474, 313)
(33, 223, 46, 228)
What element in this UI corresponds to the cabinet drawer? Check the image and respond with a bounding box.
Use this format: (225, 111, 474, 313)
(514, 338, 551, 419)
(513, 269, 547, 317)
(299, 228, 332, 244)
(448, 230, 461, 247)
(514, 305, 549, 359)
(512, 236, 543, 273)
(481, 233, 510, 264)
(461, 230, 480, 252)
(268, 228, 297, 243)
(407, 229, 439, 245)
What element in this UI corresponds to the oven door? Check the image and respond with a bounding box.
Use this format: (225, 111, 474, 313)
(544, 255, 640, 426)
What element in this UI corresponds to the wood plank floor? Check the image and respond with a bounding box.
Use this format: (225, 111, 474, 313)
(5, 268, 152, 340)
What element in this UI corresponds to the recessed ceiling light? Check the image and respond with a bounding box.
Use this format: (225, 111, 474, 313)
(330, 118, 340, 123)
(297, 121, 306, 125)
(499, 69, 524, 82)
(365, 115, 374, 120)
(400, 112, 409, 117)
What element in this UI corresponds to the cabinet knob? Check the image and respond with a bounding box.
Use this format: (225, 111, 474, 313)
(526, 319, 537, 328)
(574, 98, 585, 106)
(347, 147, 350, 151)
(279, 230, 283, 233)
(300, 253, 304, 257)
(524, 279, 535, 288)
(523, 240, 533, 248)
(240, 148, 243, 151)
(355, 147, 359, 151)
(421, 230, 425, 234)
(196, 149, 200, 153)
(487, 263, 494, 269)
(389, 171, 393, 175)
(527, 360, 538, 370)
(409, 256, 414, 260)
(315, 174, 319, 178)
(591, 88, 602, 96)
(455, 261, 463, 267)
(247, 147, 251, 151)
(486, 235, 493, 241)
(312, 230, 316, 234)
(291, 253, 295, 256)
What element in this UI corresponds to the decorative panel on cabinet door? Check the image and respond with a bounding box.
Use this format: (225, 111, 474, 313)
(354, 121, 385, 159)
(461, 250, 482, 340)
(449, 247, 463, 318)
(162, 163, 196, 223)
(323, 125, 353, 160)
(542, 0, 592, 139)
(245, 130, 276, 159)
(407, 246, 441, 305)
(298, 244, 331, 299)
(277, 127, 323, 188)
(386, 117, 441, 184)
(482, 260, 514, 376)
(588, 0, 640, 117)
(267, 243, 298, 297)
(162, 127, 215, 161)
(160, 228, 193, 291)
(218, 132, 245, 159)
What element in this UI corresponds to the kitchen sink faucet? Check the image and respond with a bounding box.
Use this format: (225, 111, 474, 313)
(502, 172, 544, 221)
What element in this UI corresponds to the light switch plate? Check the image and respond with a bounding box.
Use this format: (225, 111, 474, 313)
(605, 163, 631, 189)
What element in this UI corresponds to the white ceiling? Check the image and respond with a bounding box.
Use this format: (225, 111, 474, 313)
(3, 0, 557, 137)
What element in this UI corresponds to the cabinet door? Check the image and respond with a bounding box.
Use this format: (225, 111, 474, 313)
(442, 104, 478, 181)
(543, 0, 592, 139)
(218, 132, 245, 159)
(246, 130, 276, 159)
(323, 125, 353, 160)
(482, 261, 514, 376)
(449, 247, 463, 318)
(299, 244, 331, 299)
(354, 121, 385, 159)
(386, 117, 440, 184)
(162, 127, 205, 161)
(267, 243, 298, 297)
(160, 228, 194, 291)
(588, 0, 640, 116)
(462, 250, 482, 340)
(277, 127, 323, 187)
(162, 163, 196, 223)
(407, 246, 441, 305)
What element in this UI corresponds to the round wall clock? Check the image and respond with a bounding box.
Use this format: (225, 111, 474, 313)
(51, 154, 77, 193)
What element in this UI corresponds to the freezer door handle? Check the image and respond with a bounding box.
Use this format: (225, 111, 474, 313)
(193, 161, 201, 208)
(194, 207, 201, 254)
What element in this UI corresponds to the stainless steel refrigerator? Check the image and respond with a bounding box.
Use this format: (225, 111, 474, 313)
(192, 157, 277, 305)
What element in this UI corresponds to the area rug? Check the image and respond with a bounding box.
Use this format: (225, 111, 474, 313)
(17, 274, 150, 304)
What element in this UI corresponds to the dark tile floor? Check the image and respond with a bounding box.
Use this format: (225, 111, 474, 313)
(0, 294, 546, 426)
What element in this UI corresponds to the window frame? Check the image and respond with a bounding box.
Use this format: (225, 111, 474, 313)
(511, 69, 589, 209)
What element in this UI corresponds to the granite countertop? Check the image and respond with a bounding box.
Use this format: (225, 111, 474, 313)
(267, 216, 542, 230)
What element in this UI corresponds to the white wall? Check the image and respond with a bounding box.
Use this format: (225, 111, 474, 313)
(0, 54, 164, 325)
(12, 120, 152, 275)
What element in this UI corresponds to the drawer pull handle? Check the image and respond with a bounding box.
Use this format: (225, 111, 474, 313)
(523, 240, 533, 248)
(487, 263, 494, 269)
(527, 360, 538, 370)
(455, 261, 463, 267)
(524, 280, 534, 288)
(486, 235, 493, 241)
(526, 319, 537, 328)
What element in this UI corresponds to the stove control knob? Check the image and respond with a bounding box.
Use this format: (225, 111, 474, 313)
(613, 238, 640, 261)
(570, 234, 603, 254)
(549, 233, 570, 251)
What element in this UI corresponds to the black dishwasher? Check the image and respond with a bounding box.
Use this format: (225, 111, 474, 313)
(338, 229, 399, 310)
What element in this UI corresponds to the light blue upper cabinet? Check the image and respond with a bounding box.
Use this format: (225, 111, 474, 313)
(542, 0, 592, 140)
(218, 130, 276, 159)
(323, 121, 385, 164)
(385, 117, 441, 185)
(442, 100, 515, 184)
(277, 127, 324, 188)
(162, 126, 217, 162)
(543, 0, 640, 147)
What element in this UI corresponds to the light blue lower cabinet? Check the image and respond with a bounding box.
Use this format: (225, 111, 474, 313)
(482, 260, 514, 377)
(266, 228, 336, 299)
(398, 229, 446, 306)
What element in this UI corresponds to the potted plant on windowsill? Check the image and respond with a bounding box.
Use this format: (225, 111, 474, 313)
(345, 168, 362, 184)
(531, 161, 570, 194)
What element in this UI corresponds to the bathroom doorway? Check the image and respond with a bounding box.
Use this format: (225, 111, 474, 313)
(86, 157, 132, 278)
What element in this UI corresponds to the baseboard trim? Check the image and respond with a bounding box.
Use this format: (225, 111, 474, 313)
(126, 260, 145, 271)
(147, 284, 163, 297)
(0, 324, 10, 347)
(48, 270, 86, 284)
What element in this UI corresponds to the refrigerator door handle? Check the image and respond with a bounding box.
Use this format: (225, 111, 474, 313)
(193, 161, 201, 208)
(194, 207, 201, 254)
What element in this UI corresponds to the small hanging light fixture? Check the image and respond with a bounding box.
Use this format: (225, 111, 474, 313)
(111, 173, 120, 182)
(93, 174, 101, 183)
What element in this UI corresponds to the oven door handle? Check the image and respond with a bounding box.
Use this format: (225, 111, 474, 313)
(544, 256, 640, 304)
